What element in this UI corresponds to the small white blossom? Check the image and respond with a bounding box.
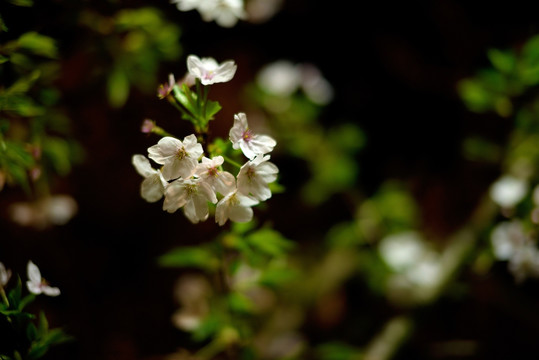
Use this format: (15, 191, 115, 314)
(26, 261, 60, 296)
(9, 195, 77, 229)
(215, 189, 259, 226)
(163, 178, 217, 223)
(147, 134, 203, 181)
(132, 154, 168, 202)
(198, 0, 246, 28)
(489, 175, 528, 209)
(0, 262, 11, 288)
(229, 112, 276, 160)
(237, 154, 278, 201)
(256, 60, 301, 97)
(194, 156, 235, 195)
(491, 220, 528, 260)
(187, 55, 237, 85)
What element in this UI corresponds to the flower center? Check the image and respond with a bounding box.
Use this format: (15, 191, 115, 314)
(242, 129, 253, 142)
(228, 192, 240, 206)
(246, 167, 256, 180)
(176, 147, 187, 160)
(185, 183, 197, 196)
(207, 166, 219, 178)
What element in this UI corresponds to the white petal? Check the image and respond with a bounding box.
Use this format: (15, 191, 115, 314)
(229, 204, 253, 223)
(132, 154, 156, 178)
(27, 281, 42, 295)
(27, 261, 41, 284)
(42, 285, 60, 297)
(148, 137, 181, 164)
(141, 175, 165, 202)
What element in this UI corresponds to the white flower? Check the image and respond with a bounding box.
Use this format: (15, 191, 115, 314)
(490, 220, 528, 260)
(194, 156, 236, 195)
(163, 178, 217, 223)
(132, 154, 168, 203)
(229, 112, 276, 160)
(9, 195, 77, 229)
(215, 189, 259, 226)
(237, 154, 278, 201)
(187, 55, 237, 85)
(198, 0, 246, 28)
(0, 262, 11, 288)
(147, 134, 203, 181)
(489, 175, 528, 209)
(26, 261, 60, 296)
(256, 60, 301, 97)
(378, 231, 427, 272)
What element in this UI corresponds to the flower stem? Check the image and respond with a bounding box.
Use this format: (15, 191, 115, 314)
(222, 155, 242, 169)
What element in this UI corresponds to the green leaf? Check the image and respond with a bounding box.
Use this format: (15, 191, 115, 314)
(26, 322, 38, 342)
(245, 228, 294, 257)
(203, 99, 222, 122)
(227, 292, 254, 314)
(107, 67, 130, 108)
(487, 48, 516, 73)
(17, 32, 57, 58)
(157, 246, 219, 271)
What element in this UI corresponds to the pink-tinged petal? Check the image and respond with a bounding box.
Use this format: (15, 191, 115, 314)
(27, 261, 41, 284)
(132, 155, 156, 178)
(213, 60, 237, 82)
(42, 286, 60, 297)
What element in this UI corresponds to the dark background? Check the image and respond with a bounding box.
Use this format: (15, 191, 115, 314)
(3, 0, 539, 359)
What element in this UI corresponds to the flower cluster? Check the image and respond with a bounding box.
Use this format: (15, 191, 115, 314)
(133, 55, 278, 225)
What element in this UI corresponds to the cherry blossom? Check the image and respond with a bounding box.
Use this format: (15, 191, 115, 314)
(147, 134, 203, 181)
(237, 154, 278, 201)
(0, 262, 11, 288)
(187, 55, 237, 85)
(229, 112, 276, 160)
(163, 177, 217, 223)
(215, 189, 259, 226)
(26, 261, 60, 297)
(194, 156, 235, 196)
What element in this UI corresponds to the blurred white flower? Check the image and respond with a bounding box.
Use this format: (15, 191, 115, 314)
(237, 154, 278, 201)
(299, 63, 334, 105)
(9, 195, 77, 229)
(147, 134, 203, 181)
(229, 112, 276, 160)
(198, 0, 246, 28)
(194, 156, 236, 196)
(378, 231, 427, 272)
(163, 177, 217, 223)
(171, 0, 200, 12)
(215, 189, 259, 225)
(489, 175, 528, 209)
(256, 60, 301, 97)
(187, 55, 237, 85)
(132, 154, 168, 203)
(0, 262, 11, 288)
(172, 274, 211, 331)
(490, 220, 528, 260)
(245, 0, 283, 23)
(26, 261, 60, 297)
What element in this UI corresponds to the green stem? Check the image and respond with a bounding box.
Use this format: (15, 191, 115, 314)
(0, 287, 9, 306)
(222, 155, 242, 169)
